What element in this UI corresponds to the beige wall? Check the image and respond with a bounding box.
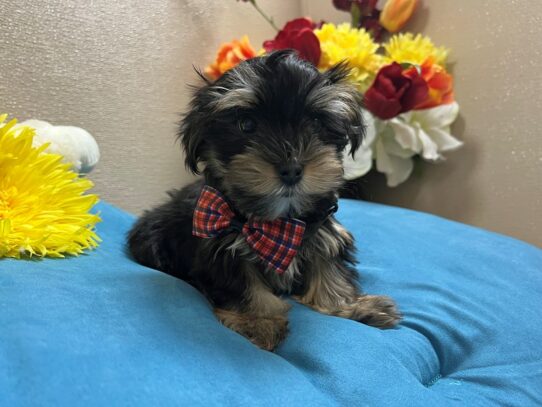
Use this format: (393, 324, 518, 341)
(304, 0, 542, 247)
(1, 1, 541, 247)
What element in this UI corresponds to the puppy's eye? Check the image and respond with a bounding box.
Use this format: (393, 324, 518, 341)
(311, 117, 323, 131)
(238, 117, 257, 133)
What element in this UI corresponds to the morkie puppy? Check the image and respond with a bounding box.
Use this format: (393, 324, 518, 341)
(128, 51, 400, 351)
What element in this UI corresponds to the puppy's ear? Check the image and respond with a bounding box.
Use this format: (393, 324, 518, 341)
(178, 70, 211, 174)
(179, 107, 206, 174)
(345, 108, 365, 157)
(324, 62, 365, 157)
(324, 61, 351, 84)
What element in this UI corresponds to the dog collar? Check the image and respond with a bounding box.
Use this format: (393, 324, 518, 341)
(299, 194, 339, 238)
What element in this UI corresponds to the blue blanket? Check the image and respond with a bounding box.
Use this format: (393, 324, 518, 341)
(1, 200, 541, 406)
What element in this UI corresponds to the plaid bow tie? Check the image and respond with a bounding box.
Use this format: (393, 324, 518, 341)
(193, 185, 306, 274)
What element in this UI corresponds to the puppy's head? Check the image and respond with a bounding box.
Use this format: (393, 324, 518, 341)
(180, 50, 364, 219)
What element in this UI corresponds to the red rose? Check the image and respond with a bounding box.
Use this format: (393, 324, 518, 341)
(403, 58, 454, 109)
(263, 18, 321, 66)
(364, 62, 429, 120)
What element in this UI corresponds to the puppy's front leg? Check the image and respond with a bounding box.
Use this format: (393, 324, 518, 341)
(295, 258, 401, 328)
(214, 265, 291, 351)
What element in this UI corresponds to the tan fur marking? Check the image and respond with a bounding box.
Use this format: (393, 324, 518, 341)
(263, 256, 301, 293)
(300, 144, 343, 195)
(296, 259, 356, 309)
(226, 151, 282, 196)
(308, 83, 361, 121)
(203, 151, 227, 177)
(245, 271, 291, 317)
(214, 309, 289, 351)
(214, 265, 290, 350)
(330, 219, 354, 245)
(295, 260, 400, 328)
(312, 227, 342, 258)
(211, 87, 256, 112)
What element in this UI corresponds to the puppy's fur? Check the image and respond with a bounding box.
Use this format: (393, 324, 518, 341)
(128, 51, 400, 350)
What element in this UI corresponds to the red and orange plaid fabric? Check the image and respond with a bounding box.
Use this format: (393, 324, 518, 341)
(193, 185, 306, 274)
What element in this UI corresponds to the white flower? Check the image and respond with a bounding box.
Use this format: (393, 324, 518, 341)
(374, 102, 462, 187)
(16, 119, 100, 174)
(374, 124, 415, 187)
(342, 109, 377, 180)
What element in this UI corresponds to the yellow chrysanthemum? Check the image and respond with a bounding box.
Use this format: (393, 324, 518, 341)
(0, 115, 100, 258)
(384, 33, 449, 66)
(315, 23, 384, 91)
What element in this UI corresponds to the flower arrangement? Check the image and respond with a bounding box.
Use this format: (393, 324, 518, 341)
(206, 0, 462, 187)
(0, 115, 100, 258)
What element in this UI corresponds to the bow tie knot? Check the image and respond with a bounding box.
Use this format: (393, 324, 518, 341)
(193, 185, 306, 274)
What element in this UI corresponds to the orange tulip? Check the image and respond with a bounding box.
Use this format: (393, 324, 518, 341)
(404, 58, 454, 109)
(205, 36, 257, 80)
(379, 0, 418, 33)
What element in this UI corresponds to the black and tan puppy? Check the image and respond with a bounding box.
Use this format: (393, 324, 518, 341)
(128, 51, 400, 350)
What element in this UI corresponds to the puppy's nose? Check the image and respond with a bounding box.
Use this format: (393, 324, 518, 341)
(278, 162, 303, 186)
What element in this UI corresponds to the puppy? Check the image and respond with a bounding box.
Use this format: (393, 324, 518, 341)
(128, 51, 400, 351)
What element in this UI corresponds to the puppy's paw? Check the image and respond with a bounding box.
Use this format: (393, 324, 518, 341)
(215, 309, 289, 351)
(347, 295, 401, 328)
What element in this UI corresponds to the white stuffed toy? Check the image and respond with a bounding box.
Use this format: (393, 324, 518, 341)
(18, 119, 100, 174)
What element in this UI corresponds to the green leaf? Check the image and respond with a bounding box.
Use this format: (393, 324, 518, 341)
(351, 3, 361, 27)
(400, 62, 421, 74)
